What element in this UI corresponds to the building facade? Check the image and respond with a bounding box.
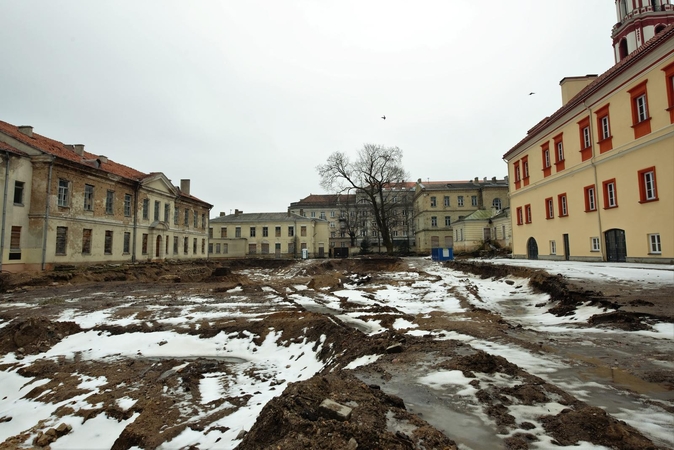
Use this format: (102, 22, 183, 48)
(208, 211, 329, 259)
(413, 177, 509, 253)
(288, 185, 416, 253)
(0, 121, 212, 273)
(503, 20, 674, 262)
(452, 208, 512, 253)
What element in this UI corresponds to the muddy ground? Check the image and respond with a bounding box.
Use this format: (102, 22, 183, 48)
(0, 257, 672, 450)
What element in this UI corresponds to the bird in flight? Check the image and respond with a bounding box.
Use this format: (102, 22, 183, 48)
(381, 115, 386, 120)
(529, 92, 535, 95)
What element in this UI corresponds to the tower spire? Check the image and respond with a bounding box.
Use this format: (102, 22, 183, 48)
(612, 0, 674, 62)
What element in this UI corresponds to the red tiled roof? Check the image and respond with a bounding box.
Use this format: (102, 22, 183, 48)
(0, 120, 212, 207)
(503, 23, 674, 160)
(0, 120, 147, 180)
(0, 140, 27, 156)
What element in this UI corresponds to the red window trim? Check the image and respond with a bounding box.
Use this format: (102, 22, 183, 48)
(637, 166, 659, 203)
(545, 197, 554, 219)
(595, 104, 613, 153)
(662, 61, 674, 124)
(541, 142, 552, 178)
(552, 133, 565, 172)
(522, 155, 530, 186)
(628, 80, 651, 139)
(516, 206, 523, 225)
(584, 184, 597, 212)
(557, 193, 568, 217)
(524, 204, 532, 224)
(602, 178, 619, 209)
(577, 116, 592, 162)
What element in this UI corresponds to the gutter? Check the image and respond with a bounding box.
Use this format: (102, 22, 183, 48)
(41, 156, 55, 270)
(0, 152, 10, 272)
(132, 181, 140, 263)
(584, 101, 607, 262)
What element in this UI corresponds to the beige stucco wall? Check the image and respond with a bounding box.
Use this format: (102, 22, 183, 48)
(210, 217, 329, 259)
(0, 153, 34, 272)
(508, 48, 674, 262)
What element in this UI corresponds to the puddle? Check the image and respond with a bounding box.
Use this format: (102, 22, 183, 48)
(354, 371, 504, 450)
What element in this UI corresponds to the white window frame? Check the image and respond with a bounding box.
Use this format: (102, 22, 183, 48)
(607, 182, 617, 208)
(544, 149, 550, 168)
(583, 126, 591, 149)
(550, 240, 556, 255)
(547, 198, 554, 219)
(636, 94, 648, 122)
(587, 187, 596, 211)
(57, 179, 69, 207)
(560, 195, 568, 216)
(457, 196, 464, 207)
(557, 141, 564, 161)
(591, 237, 600, 252)
(648, 233, 661, 254)
(601, 116, 610, 139)
(644, 171, 657, 200)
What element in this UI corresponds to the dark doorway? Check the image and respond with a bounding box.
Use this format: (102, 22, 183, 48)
(156, 235, 162, 258)
(563, 234, 570, 261)
(605, 229, 627, 262)
(527, 237, 538, 260)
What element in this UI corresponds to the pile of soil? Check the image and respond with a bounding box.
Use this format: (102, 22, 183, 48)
(237, 372, 458, 450)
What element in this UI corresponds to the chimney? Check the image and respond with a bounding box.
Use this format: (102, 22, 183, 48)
(474, 177, 479, 183)
(220, 211, 226, 217)
(492, 176, 497, 182)
(18, 126, 33, 137)
(97, 155, 108, 164)
(234, 209, 243, 215)
(180, 179, 191, 196)
(483, 177, 487, 182)
(560, 75, 598, 105)
(73, 144, 85, 156)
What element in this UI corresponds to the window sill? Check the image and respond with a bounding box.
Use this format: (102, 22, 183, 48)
(590, 249, 601, 252)
(13, 203, 24, 207)
(603, 205, 619, 210)
(631, 117, 651, 128)
(559, 214, 569, 218)
(639, 198, 659, 203)
(585, 209, 597, 213)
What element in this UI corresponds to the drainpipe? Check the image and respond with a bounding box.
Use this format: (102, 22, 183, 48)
(132, 181, 140, 263)
(41, 157, 55, 271)
(584, 101, 606, 262)
(0, 152, 10, 272)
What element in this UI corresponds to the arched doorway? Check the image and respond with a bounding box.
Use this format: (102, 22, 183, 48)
(527, 237, 538, 260)
(619, 39, 628, 60)
(156, 235, 162, 258)
(605, 229, 626, 262)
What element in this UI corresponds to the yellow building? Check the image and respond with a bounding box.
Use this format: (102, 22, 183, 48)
(503, 20, 674, 262)
(208, 211, 329, 259)
(413, 177, 509, 253)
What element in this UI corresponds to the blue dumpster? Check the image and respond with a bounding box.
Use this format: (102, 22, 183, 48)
(431, 247, 454, 261)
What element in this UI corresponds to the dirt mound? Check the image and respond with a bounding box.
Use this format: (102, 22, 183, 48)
(237, 372, 458, 450)
(588, 311, 657, 331)
(444, 349, 520, 377)
(0, 317, 81, 355)
(540, 405, 660, 449)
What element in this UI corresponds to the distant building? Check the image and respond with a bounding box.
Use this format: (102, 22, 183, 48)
(503, 9, 674, 262)
(208, 210, 329, 258)
(0, 120, 212, 272)
(452, 207, 512, 253)
(288, 184, 416, 253)
(413, 177, 509, 253)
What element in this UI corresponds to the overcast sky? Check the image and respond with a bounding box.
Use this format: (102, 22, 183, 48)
(1, 1, 617, 216)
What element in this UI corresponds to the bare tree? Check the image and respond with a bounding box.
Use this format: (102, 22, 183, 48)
(317, 144, 408, 254)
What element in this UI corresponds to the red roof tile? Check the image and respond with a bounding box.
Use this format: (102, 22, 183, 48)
(503, 24, 674, 160)
(0, 140, 27, 156)
(0, 120, 147, 180)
